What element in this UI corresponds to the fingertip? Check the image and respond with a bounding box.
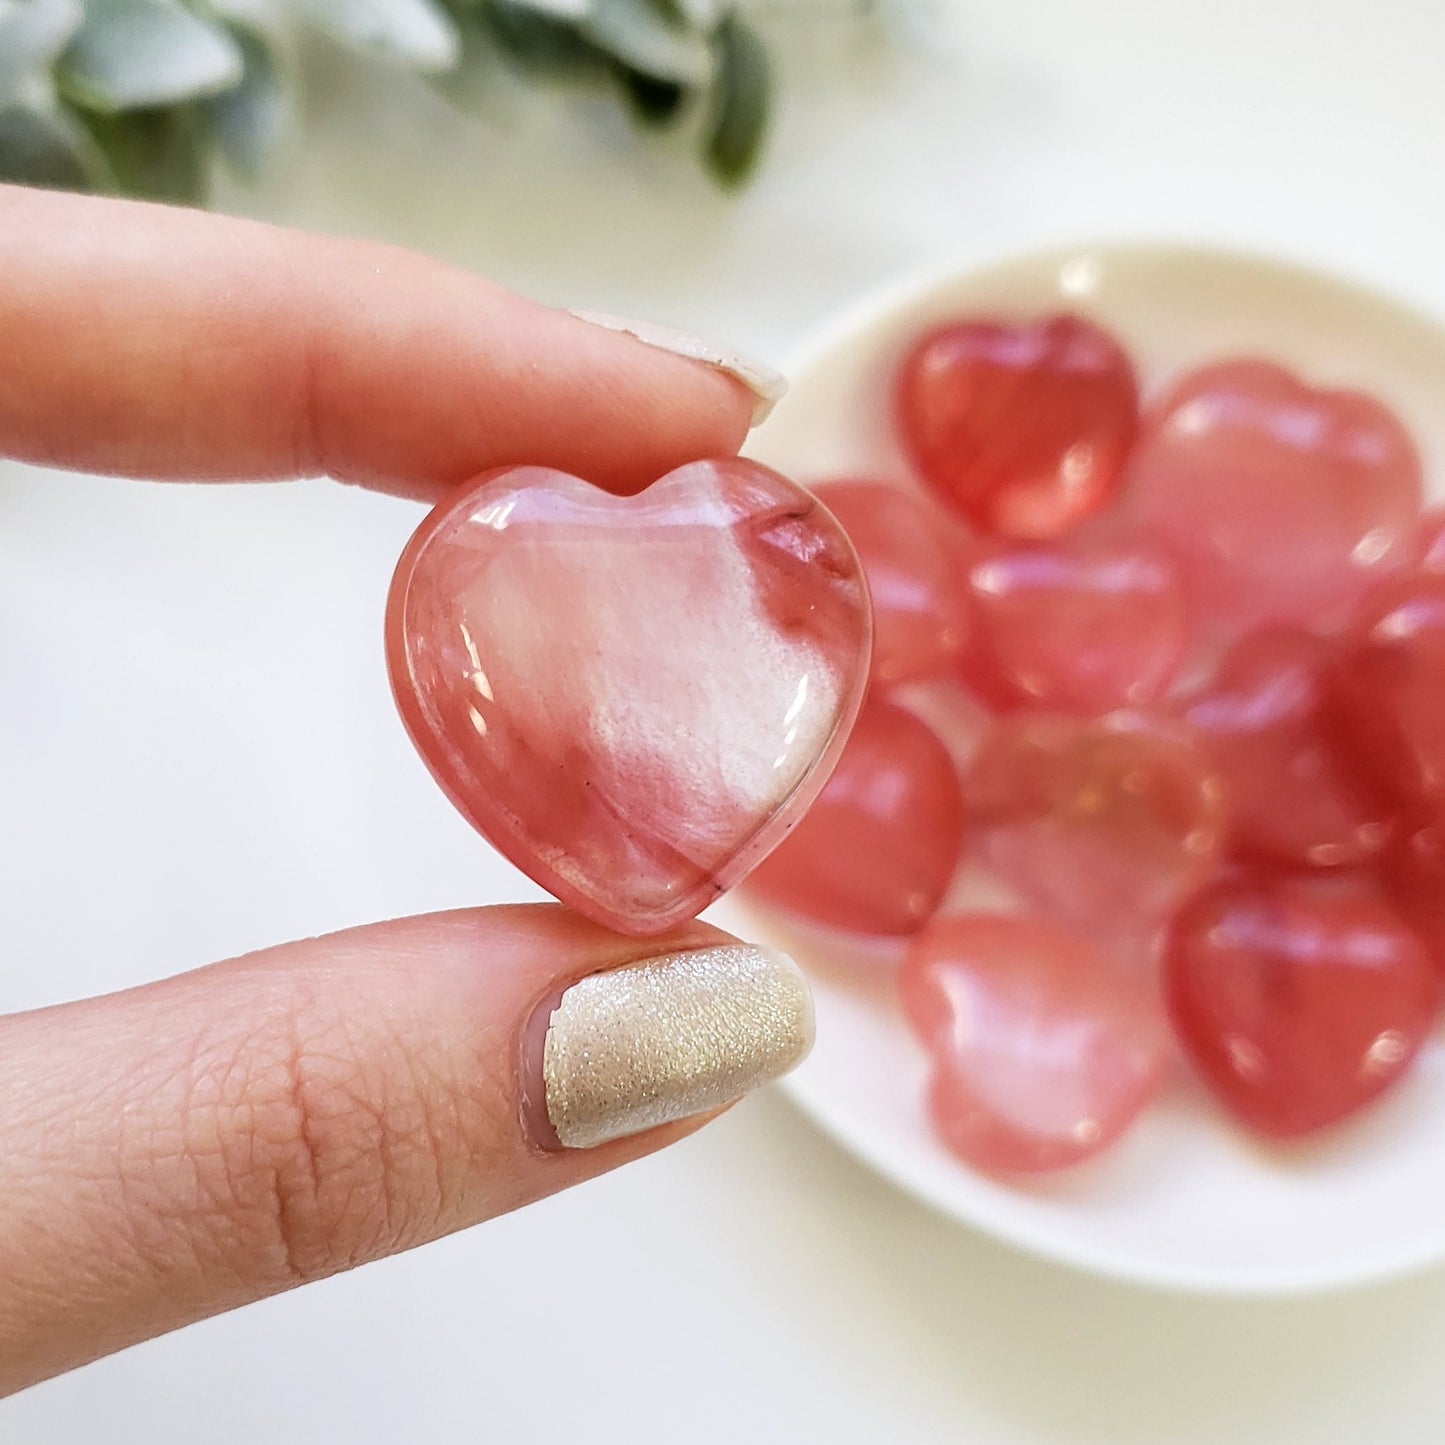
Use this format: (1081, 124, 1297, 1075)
(0, 194, 772, 498)
(0, 905, 814, 1391)
(325, 300, 760, 504)
(509, 305, 764, 496)
(562, 307, 784, 439)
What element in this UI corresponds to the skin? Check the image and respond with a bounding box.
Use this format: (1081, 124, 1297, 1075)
(0, 184, 757, 1396)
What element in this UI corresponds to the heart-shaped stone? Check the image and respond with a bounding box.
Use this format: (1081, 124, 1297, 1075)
(1166, 875, 1438, 1137)
(387, 459, 872, 935)
(960, 537, 1188, 714)
(1412, 508, 1445, 573)
(1123, 359, 1422, 634)
(1377, 822, 1445, 972)
(810, 479, 972, 687)
(1328, 572, 1445, 820)
(743, 696, 966, 937)
(963, 712, 1227, 935)
(1180, 626, 1395, 868)
(893, 313, 1139, 540)
(900, 915, 1165, 1173)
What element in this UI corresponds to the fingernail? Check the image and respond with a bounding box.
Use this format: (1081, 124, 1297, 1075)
(569, 310, 787, 427)
(531, 942, 814, 1150)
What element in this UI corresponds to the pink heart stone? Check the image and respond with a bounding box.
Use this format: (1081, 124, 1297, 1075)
(893, 314, 1140, 541)
(1327, 572, 1445, 820)
(1123, 359, 1422, 634)
(1412, 508, 1445, 573)
(386, 459, 872, 935)
(960, 538, 1189, 715)
(963, 713, 1227, 935)
(1377, 822, 1445, 972)
(1166, 874, 1437, 1137)
(1179, 626, 1395, 869)
(811, 480, 972, 687)
(742, 697, 966, 937)
(900, 914, 1165, 1173)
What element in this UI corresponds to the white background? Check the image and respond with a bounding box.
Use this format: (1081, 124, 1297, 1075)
(8, 1, 1445, 1438)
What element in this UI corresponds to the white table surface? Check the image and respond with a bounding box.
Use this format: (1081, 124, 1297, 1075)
(8, 3, 1445, 1438)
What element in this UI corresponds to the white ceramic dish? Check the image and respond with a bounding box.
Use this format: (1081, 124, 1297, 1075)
(713, 243, 1445, 1296)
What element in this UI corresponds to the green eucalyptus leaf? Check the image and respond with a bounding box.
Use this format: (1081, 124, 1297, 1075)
(80, 103, 211, 203)
(284, 0, 460, 71)
(0, 0, 84, 101)
(202, 24, 285, 178)
(615, 66, 684, 128)
(427, 11, 488, 113)
(482, 0, 604, 77)
(0, 98, 111, 189)
(582, 0, 710, 85)
(657, 0, 722, 29)
(703, 12, 767, 186)
(501, 0, 591, 20)
(57, 0, 244, 114)
(430, 8, 528, 115)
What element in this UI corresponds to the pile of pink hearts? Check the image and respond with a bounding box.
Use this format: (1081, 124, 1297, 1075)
(741, 312, 1445, 1175)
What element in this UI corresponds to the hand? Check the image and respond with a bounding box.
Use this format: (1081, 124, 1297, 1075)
(0, 185, 812, 1395)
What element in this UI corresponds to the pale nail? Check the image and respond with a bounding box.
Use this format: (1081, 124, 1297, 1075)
(537, 942, 814, 1150)
(569, 309, 788, 427)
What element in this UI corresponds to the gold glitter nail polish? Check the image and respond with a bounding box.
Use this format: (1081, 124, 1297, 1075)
(541, 943, 814, 1149)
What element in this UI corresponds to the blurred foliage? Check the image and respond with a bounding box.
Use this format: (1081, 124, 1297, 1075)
(0, 0, 790, 202)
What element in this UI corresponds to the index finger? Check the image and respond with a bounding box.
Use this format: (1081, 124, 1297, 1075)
(0, 185, 772, 501)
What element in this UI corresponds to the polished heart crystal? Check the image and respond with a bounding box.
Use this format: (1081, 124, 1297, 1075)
(387, 460, 872, 935)
(1328, 573, 1445, 819)
(899, 915, 1165, 1172)
(811, 480, 972, 686)
(1180, 627, 1394, 868)
(743, 697, 965, 936)
(1166, 875, 1438, 1137)
(1413, 509, 1445, 572)
(1377, 822, 1445, 972)
(961, 538, 1188, 714)
(894, 314, 1139, 540)
(1123, 359, 1422, 633)
(963, 713, 1227, 934)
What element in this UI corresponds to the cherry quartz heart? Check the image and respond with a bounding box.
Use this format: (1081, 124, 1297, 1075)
(743, 697, 965, 937)
(960, 538, 1188, 715)
(1377, 822, 1445, 973)
(894, 314, 1139, 541)
(1331, 574, 1445, 962)
(1166, 875, 1438, 1138)
(1414, 509, 1445, 573)
(1124, 359, 1422, 634)
(900, 915, 1165, 1173)
(1328, 573, 1445, 820)
(1180, 627, 1395, 869)
(387, 460, 872, 936)
(963, 713, 1227, 936)
(811, 480, 972, 686)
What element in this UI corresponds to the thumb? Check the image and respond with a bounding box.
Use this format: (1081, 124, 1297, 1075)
(0, 905, 812, 1395)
